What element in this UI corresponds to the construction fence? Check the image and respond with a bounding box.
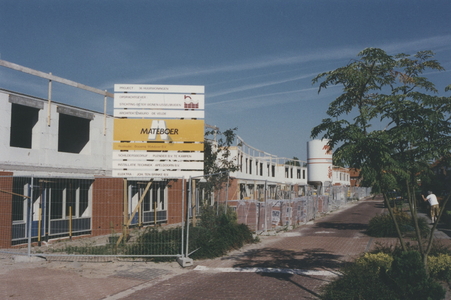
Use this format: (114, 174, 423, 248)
(0, 174, 370, 262)
(217, 178, 372, 233)
(0, 175, 189, 260)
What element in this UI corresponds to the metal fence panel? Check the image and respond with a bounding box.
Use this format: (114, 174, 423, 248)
(0, 175, 187, 258)
(216, 179, 372, 234)
(1, 173, 372, 259)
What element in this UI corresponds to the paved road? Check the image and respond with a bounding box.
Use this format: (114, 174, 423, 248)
(1, 195, 449, 299)
(114, 196, 386, 299)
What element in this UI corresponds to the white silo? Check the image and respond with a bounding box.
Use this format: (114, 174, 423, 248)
(307, 139, 333, 189)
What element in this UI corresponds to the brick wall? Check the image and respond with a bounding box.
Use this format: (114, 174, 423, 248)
(214, 178, 239, 201)
(0, 172, 13, 248)
(166, 179, 184, 225)
(92, 177, 124, 236)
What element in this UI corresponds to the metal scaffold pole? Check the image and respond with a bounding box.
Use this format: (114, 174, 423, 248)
(27, 176, 34, 257)
(264, 180, 267, 234)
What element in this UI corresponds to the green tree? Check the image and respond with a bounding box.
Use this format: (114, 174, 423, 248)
(285, 156, 301, 166)
(201, 126, 239, 207)
(311, 48, 451, 272)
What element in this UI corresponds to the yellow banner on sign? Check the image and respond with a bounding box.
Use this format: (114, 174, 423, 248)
(114, 119, 204, 142)
(113, 142, 204, 151)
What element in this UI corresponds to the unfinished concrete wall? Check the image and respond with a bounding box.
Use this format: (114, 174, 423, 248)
(0, 90, 113, 178)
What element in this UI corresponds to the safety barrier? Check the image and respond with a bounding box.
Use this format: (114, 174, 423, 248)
(0, 175, 188, 260)
(0, 174, 371, 261)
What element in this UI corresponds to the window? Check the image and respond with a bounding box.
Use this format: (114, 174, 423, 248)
(303, 170, 306, 179)
(10, 104, 39, 149)
(245, 158, 248, 174)
(129, 181, 168, 214)
(79, 182, 90, 217)
(11, 178, 29, 222)
(50, 179, 93, 220)
(50, 186, 64, 220)
(65, 185, 77, 217)
(9, 95, 43, 149)
(57, 107, 93, 154)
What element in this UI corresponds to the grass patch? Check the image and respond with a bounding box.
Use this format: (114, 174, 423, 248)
(53, 204, 258, 261)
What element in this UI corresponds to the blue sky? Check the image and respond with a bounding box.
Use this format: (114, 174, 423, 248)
(1, 0, 450, 161)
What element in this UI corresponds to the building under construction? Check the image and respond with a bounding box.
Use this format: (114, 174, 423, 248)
(0, 60, 351, 249)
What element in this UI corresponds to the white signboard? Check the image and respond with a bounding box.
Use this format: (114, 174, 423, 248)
(113, 152, 204, 161)
(113, 84, 204, 179)
(113, 170, 203, 178)
(114, 84, 205, 94)
(114, 109, 204, 119)
(112, 161, 204, 170)
(114, 93, 205, 110)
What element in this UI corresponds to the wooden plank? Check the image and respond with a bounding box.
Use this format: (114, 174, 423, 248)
(116, 180, 153, 247)
(0, 59, 113, 98)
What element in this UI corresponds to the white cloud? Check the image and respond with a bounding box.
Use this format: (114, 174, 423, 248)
(208, 72, 319, 98)
(112, 34, 451, 86)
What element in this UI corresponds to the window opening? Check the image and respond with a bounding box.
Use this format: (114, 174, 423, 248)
(10, 104, 39, 149)
(58, 114, 90, 153)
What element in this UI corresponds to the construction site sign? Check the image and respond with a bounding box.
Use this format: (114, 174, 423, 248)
(113, 119, 204, 142)
(113, 84, 204, 178)
(114, 93, 205, 110)
(114, 84, 204, 94)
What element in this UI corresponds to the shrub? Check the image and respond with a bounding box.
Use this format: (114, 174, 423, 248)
(189, 210, 255, 259)
(59, 204, 257, 261)
(388, 251, 445, 300)
(126, 227, 183, 260)
(320, 259, 396, 300)
(428, 254, 451, 282)
(124, 206, 256, 261)
(321, 251, 447, 300)
(367, 211, 429, 238)
(355, 252, 393, 275)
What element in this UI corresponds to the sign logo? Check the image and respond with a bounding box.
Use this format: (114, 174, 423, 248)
(184, 95, 199, 109)
(139, 120, 180, 141)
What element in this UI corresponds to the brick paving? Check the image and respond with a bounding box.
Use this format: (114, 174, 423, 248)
(115, 196, 394, 299)
(1, 195, 449, 299)
(0, 267, 143, 300)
